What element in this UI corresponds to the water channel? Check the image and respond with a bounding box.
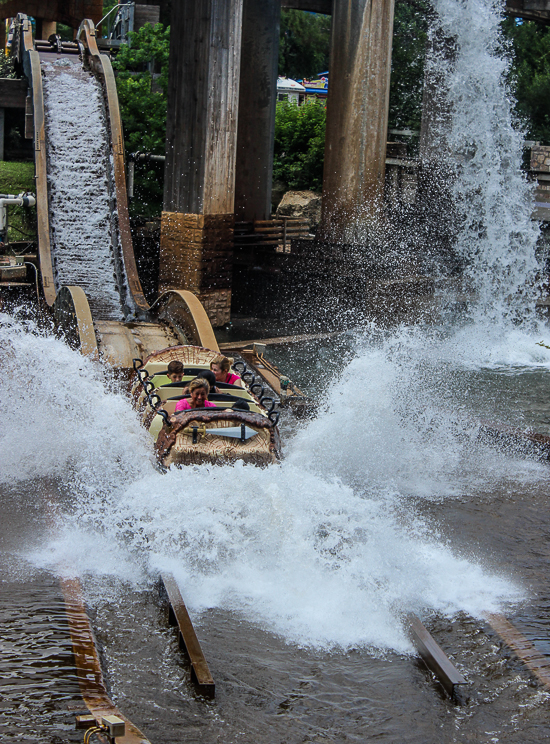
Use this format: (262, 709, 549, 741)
(3, 0, 550, 740)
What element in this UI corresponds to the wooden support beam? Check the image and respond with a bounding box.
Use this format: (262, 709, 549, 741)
(163, 0, 243, 215)
(234, 0, 281, 222)
(408, 614, 467, 701)
(320, 0, 395, 243)
(161, 573, 215, 698)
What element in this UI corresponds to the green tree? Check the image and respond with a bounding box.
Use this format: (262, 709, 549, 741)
(388, 0, 429, 132)
(273, 100, 326, 191)
(112, 22, 170, 217)
(279, 10, 331, 79)
(501, 17, 550, 144)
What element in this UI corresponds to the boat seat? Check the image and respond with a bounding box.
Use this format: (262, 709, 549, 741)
(142, 362, 211, 377)
(161, 400, 262, 415)
(153, 385, 252, 402)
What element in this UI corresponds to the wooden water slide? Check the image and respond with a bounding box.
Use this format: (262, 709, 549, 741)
(12, 14, 218, 367)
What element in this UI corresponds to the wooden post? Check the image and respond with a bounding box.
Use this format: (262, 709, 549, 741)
(234, 0, 281, 222)
(319, 0, 395, 244)
(161, 0, 243, 327)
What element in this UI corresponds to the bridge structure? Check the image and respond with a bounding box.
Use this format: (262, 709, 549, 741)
(1, 0, 550, 326)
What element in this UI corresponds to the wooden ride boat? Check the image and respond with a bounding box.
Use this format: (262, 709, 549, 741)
(132, 345, 281, 467)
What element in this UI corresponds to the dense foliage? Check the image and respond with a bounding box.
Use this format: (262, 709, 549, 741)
(502, 17, 550, 144)
(278, 10, 331, 80)
(273, 101, 326, 191)
(388, 0, 429, 132)
(113, 22, 170, 217)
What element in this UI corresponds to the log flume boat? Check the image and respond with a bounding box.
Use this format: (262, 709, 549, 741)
(132, 346, 281, 467)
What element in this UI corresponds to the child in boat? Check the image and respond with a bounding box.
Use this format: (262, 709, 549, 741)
(166, 360, 184, 383)
(174, 378, 217, 412)
(210, 355, 244, 387)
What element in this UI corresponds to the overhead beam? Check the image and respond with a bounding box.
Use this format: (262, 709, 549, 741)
(505, 0, 550, 24)
(281, 0, 332, 11)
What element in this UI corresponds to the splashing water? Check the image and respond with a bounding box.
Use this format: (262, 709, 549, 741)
(3, 0, 550, 656)
(430, 0, 542, 325)
(2, 313, 541, 653)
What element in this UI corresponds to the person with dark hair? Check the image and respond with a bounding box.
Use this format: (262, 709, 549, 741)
(197, 369, 218, 393)
(166, 360, 184, 383)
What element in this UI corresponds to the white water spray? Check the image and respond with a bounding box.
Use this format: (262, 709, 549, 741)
(2, 313, 539, 653)
(429, 0, 542, 324)
(2, 0, 550, 657)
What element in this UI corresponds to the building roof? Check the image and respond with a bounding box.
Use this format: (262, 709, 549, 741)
(277, 77, 306, 93)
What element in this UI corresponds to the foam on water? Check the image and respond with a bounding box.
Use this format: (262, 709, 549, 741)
(1, 312, 537, 653)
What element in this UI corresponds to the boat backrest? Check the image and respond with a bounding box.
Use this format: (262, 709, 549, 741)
(142, 362, 211, 377)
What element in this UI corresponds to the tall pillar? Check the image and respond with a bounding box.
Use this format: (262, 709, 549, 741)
(160, 0, 243, 326)
(319, 0, 395, 244)
(0, 108, 4, 162)
(234, 0, 281, 222)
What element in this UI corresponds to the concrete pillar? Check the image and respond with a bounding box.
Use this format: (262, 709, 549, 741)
(319, 0, 395, 244)
(0, 107, 4, 162)
(161, 0, 243, 326)
(234, 0, 281, 222)
(41, 21, 57, 39)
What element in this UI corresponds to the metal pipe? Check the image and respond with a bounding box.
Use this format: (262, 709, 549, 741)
(127, 155, 165, 199)
(127, 160, 135, 198)
(0, 192, 36, 238)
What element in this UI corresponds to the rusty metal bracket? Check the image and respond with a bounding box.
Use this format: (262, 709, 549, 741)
(160, 573, 215, 698)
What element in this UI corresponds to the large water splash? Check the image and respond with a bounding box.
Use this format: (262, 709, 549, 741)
(429, 0, 542, 323)
(3, 0, 550, 657)
(2, 313, 539, 653)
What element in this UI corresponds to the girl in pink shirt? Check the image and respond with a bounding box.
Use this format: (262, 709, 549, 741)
(174, 378, 217, 412)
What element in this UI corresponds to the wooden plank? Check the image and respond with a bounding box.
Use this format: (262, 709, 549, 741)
(0, 78, 27, 108)
(218, 330, 343, 351)
(408, 614, 467, 699)
(60, 577, 151, 743)
(161, 573, 215, 697)
(485, 613, 550, 690)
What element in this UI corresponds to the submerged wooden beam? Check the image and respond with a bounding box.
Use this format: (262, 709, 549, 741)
(161, 573, 215, 698)
(485, 613, 550, 691)
(59, 577, 151, 744)
(408, 614, 467, 701)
